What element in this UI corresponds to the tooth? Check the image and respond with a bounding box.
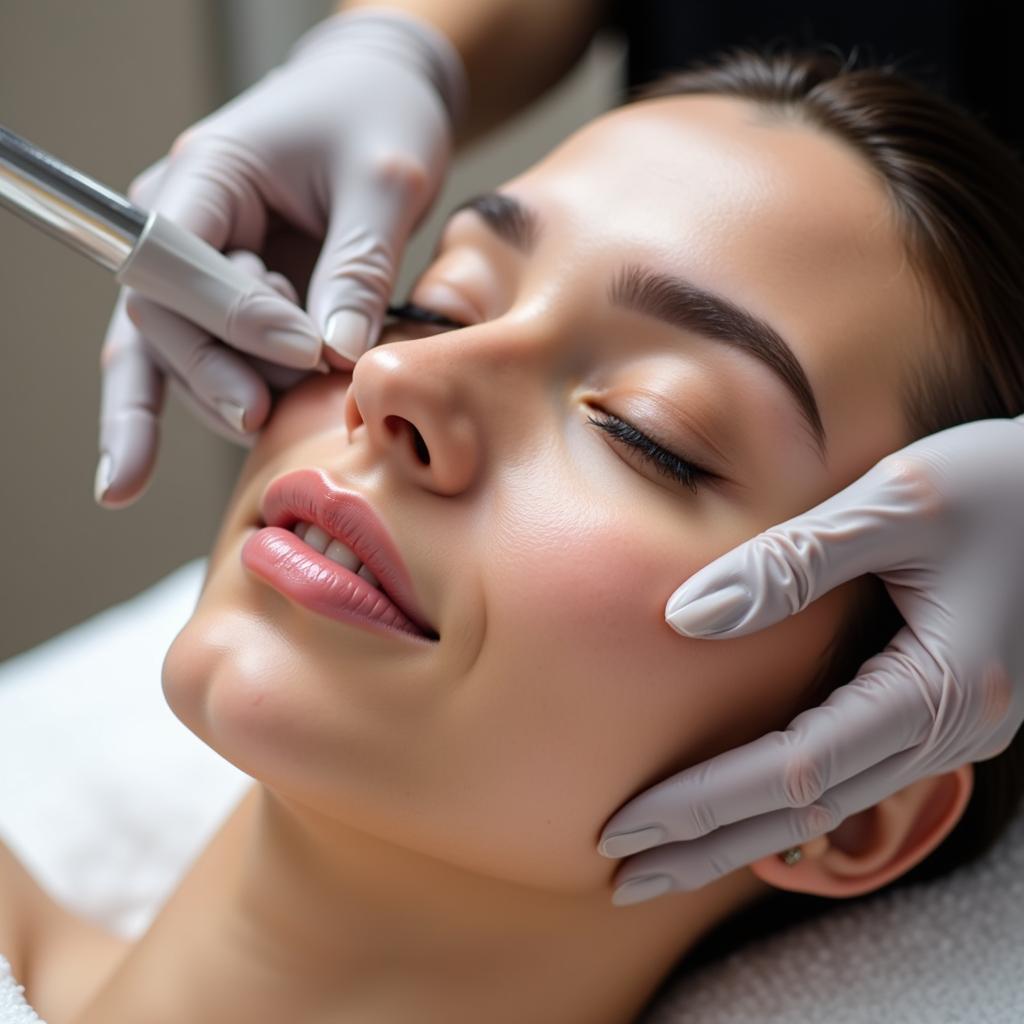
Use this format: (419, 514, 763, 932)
(294, 521, 310, 540)
(324, 538, 361, 572)
(357, 563, 380, 588)
(303, 524, 331, 554)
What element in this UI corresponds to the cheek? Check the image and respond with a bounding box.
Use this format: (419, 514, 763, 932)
(430, 504, 849, 894)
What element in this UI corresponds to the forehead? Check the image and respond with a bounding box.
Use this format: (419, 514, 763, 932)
(508, 94, 932, 483)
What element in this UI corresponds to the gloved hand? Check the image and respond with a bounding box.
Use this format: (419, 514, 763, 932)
(96, 9, 466, 507)
(599, 415, 1024, 905)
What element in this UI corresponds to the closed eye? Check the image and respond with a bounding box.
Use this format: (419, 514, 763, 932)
(587, 412, 712, 494)
(388, 304, 713, 494)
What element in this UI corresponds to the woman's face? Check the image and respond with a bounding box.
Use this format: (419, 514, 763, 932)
(164, 95, 932, 892)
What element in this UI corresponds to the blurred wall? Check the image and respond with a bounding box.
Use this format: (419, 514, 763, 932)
(0, 1, 230, 663)
(0, 2, 622, 661)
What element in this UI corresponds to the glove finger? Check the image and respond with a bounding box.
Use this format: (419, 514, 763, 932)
(222, 248, 271, 283)
(126, 245, 326, 424)
(242, 354, 321, 392)
(665, 455, 935, 638)
(124, 292, 272, 437)
(165, 367, 260, 448)
(599, 630, 933, 854)
(127, 156, 169, 207)
(226, 251, 320, 388)
(146, 135, 267, 252)
(611, 796, 844, 897)
(224, 248, 306, 312)
(97, 295, 166, 508)
(122, 220, 323, 369)
(230, 254, 321, 389)
(610, 747, 933, 899)
(307, 164, 430, 366)
(612, 750, 931, 899)
(263, 269, 299, 305)
(141, 329, 259, 447)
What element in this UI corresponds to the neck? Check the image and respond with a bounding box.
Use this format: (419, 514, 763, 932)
(76, 784, 763, 1024)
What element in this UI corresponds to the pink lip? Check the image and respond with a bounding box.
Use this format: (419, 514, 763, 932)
(241, 468, 438, 642)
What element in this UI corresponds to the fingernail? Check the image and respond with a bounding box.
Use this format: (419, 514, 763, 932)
(265, 325, 322, 369)
(599, 826, 667, 859)
(324, 310, 370, 363)
(612, 874, 674, 907)
(215, 400, 248, 434)
(314, 356, 331, 375)
(665, 582, 751, 637)
(94, 451, 113, 505)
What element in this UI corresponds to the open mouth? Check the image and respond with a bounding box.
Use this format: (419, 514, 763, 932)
(288, 519, 384, 588)
(245, 468, 440, 642)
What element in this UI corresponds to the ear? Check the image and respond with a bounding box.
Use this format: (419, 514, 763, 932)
(749, 764, 974, 898)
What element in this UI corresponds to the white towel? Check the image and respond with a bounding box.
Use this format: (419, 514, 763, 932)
(0, 957, 45, 1024)
(0, 559, 249, 939)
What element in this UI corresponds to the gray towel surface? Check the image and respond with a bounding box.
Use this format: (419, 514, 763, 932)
(643, 811, 1024, 1022)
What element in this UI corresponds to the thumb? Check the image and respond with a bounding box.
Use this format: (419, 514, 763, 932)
(307, 159, 431, 366)
(664, 456, 928, 638)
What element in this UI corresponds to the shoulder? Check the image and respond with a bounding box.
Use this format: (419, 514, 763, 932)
(0, 835, 129, 1020)
(0, 835, 40, 982)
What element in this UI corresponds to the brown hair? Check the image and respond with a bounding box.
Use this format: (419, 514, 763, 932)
(636, 47, 1024, 926)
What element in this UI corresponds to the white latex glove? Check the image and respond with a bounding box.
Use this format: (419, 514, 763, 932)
(96, 9, 465, 507)
(599, 415, 1024, 905)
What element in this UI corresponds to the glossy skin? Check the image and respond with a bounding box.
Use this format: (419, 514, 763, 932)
(167, 94, 925, 891)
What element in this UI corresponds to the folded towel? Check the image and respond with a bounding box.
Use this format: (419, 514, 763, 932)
(0, 956, 45, 1024)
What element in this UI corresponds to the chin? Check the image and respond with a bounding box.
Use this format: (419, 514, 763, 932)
(160, 587, 296, 772)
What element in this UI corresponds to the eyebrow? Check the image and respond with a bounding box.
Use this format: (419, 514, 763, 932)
(610, 265, 827, 456)
(448, 193, 826, 455)
(447, 192, 540, 253)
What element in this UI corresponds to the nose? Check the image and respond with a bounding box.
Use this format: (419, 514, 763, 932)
(344, 341, 483, 495)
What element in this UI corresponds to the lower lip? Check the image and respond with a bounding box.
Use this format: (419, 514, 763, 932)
(241, 527, 431, 642)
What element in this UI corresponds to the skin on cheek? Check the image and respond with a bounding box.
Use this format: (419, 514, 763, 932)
(459, 499, 852, 887)
(424, 512, 696, 887)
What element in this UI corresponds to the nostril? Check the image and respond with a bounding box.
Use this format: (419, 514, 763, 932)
(410, 425, 431, 465)
(384, 415, 431, 466)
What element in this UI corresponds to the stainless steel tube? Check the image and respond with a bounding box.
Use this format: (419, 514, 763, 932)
(0, 125, 146, 271)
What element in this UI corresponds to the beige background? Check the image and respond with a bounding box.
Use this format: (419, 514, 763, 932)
(0, 1, 622, 660)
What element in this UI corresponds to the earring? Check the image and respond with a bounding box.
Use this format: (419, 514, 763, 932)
(779, 846, 803, 866)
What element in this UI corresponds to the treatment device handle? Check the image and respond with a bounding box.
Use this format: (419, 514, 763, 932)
(0, 123, 144, 270)
(0, 123, 293, 343)
(114, 213, 285, 343)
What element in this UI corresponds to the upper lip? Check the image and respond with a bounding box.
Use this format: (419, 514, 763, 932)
(259, 468, 437, 639)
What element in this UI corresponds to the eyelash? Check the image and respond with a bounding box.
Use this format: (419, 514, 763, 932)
(388, 302, 710, 494)
(386, 302, 466, 330)
(587, 412, 711, 494)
